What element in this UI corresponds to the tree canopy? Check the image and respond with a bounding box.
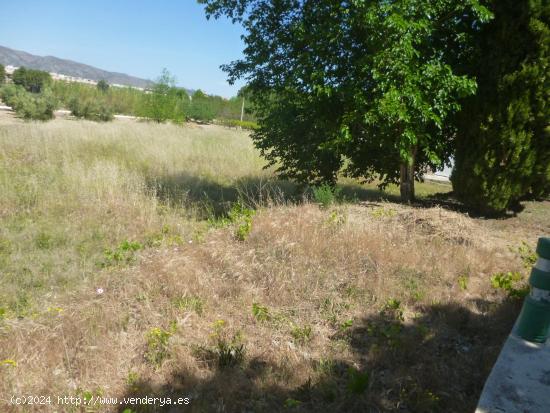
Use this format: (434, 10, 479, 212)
(200, 0, 492, 201)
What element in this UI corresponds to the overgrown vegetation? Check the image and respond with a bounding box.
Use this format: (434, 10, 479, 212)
(12, 66, 52, 93)
(0, 114, 547, 412)
(68, 96, 114, 121)
(0, 84, 57, 120)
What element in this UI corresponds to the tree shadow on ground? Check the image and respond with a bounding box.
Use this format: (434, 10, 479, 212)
(145, 173, 402, 218)
(117, 297, 522, 413)
(145, 170, 525, 220)
(145, 173, 302, 218)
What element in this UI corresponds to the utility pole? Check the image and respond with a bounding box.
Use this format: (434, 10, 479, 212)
(240, 96, 245, 122)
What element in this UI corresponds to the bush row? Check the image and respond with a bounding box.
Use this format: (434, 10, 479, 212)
(67, 97, 114, 122)
(217, 119, 259, 130)
(0, 84, 57, 121)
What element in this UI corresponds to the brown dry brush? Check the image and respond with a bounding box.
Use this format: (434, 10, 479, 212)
(1, 201, 536, 413)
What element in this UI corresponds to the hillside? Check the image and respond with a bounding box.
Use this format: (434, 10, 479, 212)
(0, 44, 154, 89)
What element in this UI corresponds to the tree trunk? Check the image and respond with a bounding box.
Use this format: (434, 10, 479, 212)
(400, 157, 415, 203)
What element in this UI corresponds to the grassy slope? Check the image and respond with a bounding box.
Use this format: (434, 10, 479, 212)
(0, 115, 548, 412)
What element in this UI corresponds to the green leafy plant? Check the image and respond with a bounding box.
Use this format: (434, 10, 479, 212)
(228, 202, 256, 241)
(218, 119, 259, 130)
(325, 210, 347, 229)
(451, 0, 549, 214)
(339, 319, 354, 332)
(12, 67, 52, 93)
(284, 398, 303, 408)
(491, 271, 529, 299)
(102, 240, 142, 267)
(252, 302, 270, 322)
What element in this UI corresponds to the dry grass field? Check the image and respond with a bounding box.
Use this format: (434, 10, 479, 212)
(1, 114, 548, 412)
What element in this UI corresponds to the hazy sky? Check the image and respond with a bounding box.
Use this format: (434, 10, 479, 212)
(0, 0, 246, 97)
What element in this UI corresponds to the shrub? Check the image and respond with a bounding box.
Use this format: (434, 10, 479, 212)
(12, 67, 52, 93)
(68, 97, 114, 122)
(218, 119, 259, 130)
(228, 202, 255, 241)
(0, 85, 57, 121)
(0, 64, 5, 84)
(312, 184, 341, 208)
(0, 84, 21, 107)
(96, 80, 109, 92)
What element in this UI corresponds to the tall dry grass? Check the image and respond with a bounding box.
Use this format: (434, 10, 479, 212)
(0, 116, 548, 412)
(0, 119, 268, 316)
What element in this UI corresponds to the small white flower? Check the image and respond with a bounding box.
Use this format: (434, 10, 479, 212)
(188, 240, 193, 244)
(96, 288, 104, 295)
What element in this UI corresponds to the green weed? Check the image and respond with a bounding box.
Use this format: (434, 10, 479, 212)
(193, 320, 246, 369)
(490, 271, 528, 299)
(370, 207, 397, 218)
(284, 398, 303, 408)
(102, 240, 143, 267)
(228, 202, 256, 241)
(173, 295, 204, 316)
(252, 302, 270, 322)
(290, 324, 313, 345)
(382, 298, 405, 322)
(518, 242, 537, 269)
(458, 275, 469, 291)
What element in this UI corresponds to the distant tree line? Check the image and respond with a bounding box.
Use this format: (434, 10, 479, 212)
(0, 65, 255, 125)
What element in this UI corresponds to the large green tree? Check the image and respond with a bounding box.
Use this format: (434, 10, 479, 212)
(451, 0, 550, 214)
(0, 64, 5, 84)
(200, 0, 491, 202)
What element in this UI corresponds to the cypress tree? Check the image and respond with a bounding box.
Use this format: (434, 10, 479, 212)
(452, 0, 550, 214)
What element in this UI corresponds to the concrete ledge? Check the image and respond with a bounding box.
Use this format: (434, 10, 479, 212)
(476, 334, 550, 413)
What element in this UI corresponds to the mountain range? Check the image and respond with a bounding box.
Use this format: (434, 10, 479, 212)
(0, 45, 154, 89)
